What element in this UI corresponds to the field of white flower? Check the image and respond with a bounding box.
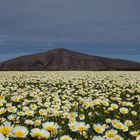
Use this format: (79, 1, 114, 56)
(0, 71, 140, 140)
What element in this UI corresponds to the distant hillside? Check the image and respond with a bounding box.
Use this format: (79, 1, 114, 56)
(0, 48, 140, 71)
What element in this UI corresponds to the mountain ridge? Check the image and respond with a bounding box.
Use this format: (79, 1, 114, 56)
(0, 48, 140, 71)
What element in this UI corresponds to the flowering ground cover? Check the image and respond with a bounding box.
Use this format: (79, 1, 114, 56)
(0, 71, 140, 140)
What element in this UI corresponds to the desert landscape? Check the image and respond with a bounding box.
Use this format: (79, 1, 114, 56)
(0, 0, 140, 140)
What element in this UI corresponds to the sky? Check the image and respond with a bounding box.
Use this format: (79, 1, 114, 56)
(0, 0, 140, 62)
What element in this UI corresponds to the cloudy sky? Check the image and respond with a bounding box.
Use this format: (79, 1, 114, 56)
(0, 0, 140, 62)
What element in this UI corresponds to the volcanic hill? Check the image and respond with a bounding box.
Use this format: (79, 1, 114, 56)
(0, 48, 140, 71)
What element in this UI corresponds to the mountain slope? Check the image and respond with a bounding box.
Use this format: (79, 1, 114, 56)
(0, 48, 140, 71)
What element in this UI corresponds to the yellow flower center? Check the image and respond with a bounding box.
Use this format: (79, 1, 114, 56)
(33, 132, 43, 138)
(14, 98, 19, 102)
(69, 119, 75, 123)
(0, 96, 4, 100)
(106, 132, 115, 138)
(79, 115, 84, 119)
(78, 126, 86, 132)
(104, 110, 109, 114)
(115, 115, 120, 119)
(83, 102, 88, 106)
(46, 125, 55, 131)
(95, 127, 102, 133)
(112, 105, 116, 109)
(15, 131, 25, 138)
(69, 114, 75, 118)
(0, 127, 11, 135)
(132, 132, 138, 137)
(62, 138, 69, 140)
(116, 123, 124, 129)
(114, 137, 121, 140)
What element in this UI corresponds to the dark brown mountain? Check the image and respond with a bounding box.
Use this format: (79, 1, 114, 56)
(0, 48, 140, 71)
